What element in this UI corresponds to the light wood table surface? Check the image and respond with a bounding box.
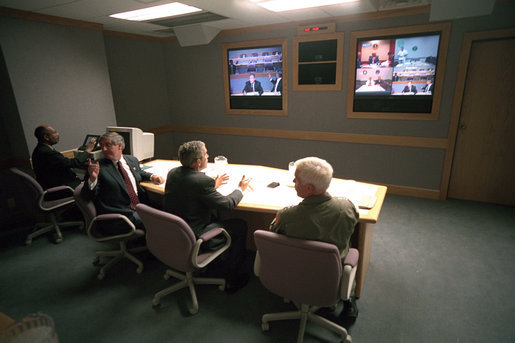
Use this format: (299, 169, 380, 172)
(141, 159, 387, 298)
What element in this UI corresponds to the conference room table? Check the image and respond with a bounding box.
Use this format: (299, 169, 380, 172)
(140, 159, 387, 298)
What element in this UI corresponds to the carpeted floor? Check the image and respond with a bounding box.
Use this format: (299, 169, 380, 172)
(1, 194, 514, 342)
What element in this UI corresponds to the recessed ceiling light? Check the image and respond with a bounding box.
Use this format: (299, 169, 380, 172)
(255, 0, 359, 12)
(110, 2, 202, 21)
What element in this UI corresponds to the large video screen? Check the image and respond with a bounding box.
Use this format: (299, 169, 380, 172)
(353, 32, 441, 113)
(227, 45, 283, 110)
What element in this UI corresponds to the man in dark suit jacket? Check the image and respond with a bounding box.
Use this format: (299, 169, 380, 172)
(242, 73, 264, 95)
(32, 125, 96, 190)
(163, 140, 251, 292)
(268, 72, 283, 93)
(81, 132, 164, 233)
(402, 81, 418, 94)
(422, 80, 434, 93)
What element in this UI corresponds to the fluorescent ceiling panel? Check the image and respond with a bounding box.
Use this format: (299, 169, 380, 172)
(110, 2, 202, 21)
(256, 0, 359, 12)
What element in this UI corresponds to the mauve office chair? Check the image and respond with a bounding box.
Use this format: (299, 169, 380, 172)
(254, 230, 359, 343)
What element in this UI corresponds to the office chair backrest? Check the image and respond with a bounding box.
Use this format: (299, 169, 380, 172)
(254, 230, 342, 307)
(136, 204, 197, 272)
(73, 183, 97, 229)
(8, 168, 43, 210)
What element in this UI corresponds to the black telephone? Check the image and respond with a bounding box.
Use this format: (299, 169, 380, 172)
(78, 134, 100, 151)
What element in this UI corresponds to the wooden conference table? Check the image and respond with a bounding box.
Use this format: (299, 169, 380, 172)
(141, 160, 387, 298)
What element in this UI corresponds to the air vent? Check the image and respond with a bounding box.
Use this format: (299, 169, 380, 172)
(152, 28, 176, 36)
(149, 11, 227, 27)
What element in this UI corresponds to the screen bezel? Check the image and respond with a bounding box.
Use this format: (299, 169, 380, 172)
(346, 23, 450, 120)
(223, 38, 288, 116)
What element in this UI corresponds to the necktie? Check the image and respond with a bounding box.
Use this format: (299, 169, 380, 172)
(252, 83, 255, 92)
(117, 161, 139, 210)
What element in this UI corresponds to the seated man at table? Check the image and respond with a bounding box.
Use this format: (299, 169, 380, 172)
(32, 125, 96, 190)
(402, 81, 417, 94)
(163, 140, 252, 293)
(81, 132, 165, 234)
(242, 73, 264, 95)
(269, 157, 360, 319)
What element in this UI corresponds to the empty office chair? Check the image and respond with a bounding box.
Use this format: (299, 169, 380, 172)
(73, 183, 145, 280)
(136, 203, 231, 314)
(246, 63, 256, 72)
(8, 167, 83, 245)
(253, 230, 359, 343)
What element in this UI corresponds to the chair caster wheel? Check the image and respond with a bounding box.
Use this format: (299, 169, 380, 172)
(164, 272, 170, 280)
(152, 298, 160, 307)
(261, 322, 269, 331)
(25, 238, 32, 245)
(189, 307, 198, 315)
(97, 272, 105, 280)
(136, 267, 143, 274)
(218, 284, 225, 291)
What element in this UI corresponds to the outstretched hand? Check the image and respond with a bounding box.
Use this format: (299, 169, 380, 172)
(215, 173, 230, 189)
(84, 138, 97, 153)
(87, 159, 100, 182)
(238, 175, 252, 192)
(151, 175, 165, 185)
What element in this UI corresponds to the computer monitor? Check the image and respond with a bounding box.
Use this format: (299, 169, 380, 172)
(105, 126, 154, 162)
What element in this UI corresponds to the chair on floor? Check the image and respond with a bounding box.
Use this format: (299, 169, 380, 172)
(73, 183, 145, 280)
(136, 203, 231, 314)
(8, 167, 83, 245)
(253, 230, 359, 343)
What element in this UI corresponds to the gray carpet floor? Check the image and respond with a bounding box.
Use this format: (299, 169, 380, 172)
(1, 194, 514, 342)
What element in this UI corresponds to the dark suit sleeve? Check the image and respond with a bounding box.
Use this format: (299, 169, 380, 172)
(34, 144, 89, 170)
(256, 81, 264, 95)
(124, 155, 152, 182)
(242, 81, 250, 93)
(198, 177, 243, 211)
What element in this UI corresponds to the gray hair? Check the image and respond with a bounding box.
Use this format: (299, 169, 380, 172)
(178, 140, 205, 167)
(100, 132, 125, 150)
(294, 157, 333, 193)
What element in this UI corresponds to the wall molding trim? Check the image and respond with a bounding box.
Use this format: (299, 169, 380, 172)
(0, 6, 103, 31)
(149, 124, 447, 149)
(381, 183, 440, 199)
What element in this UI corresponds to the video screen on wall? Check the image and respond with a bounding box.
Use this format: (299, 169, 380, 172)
(227, 44, 283, 110)
(353, 32, 441, 113)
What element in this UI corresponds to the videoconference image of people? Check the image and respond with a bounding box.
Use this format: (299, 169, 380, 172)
(354, 34, 440, 96)
(228, 46, 283, 96)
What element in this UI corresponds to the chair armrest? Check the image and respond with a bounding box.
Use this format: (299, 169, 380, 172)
(45, 185, 74, 194)
(343, 248, 359, 268)
(87, 214, 136, 242)
(341, 248, 359, 300)
(191, 228, 232, 269)
(253, 251, 261, 277)
(198, 227, 223, 241)
(39, 185, 75, 211)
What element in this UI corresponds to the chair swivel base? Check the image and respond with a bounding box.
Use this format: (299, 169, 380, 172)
(261, 304, 351, 343)
(25, 220, 84, 245)
(152, 269, 225, 315)
(93, 245, 146, 280)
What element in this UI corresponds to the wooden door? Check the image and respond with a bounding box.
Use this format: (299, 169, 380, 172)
(448, 37, 515, 205)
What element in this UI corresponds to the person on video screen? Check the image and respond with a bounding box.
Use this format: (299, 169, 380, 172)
(268, 72, 282, 94)
(242, 73, 264, 95)
(402, 81, 417, 94)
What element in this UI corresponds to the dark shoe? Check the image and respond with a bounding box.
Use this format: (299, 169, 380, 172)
(341, 297, 359, 320)
(225, 272, 250, 294)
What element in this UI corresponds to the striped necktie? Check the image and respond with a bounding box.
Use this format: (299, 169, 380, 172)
(117, 161, 139, 210)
